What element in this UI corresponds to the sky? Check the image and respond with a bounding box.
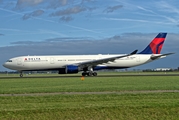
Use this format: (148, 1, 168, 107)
(0, 0, 179, 71)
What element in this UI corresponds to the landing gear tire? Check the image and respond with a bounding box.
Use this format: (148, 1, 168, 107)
(82, 72, 87, 76)
(82, 72, 97, 76)
(93, 72, 97, 76)
(20, 73, 23, 77)
(87, 72, 93, 76)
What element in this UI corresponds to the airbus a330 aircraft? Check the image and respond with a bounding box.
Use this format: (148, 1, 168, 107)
(3, 33, 173, 77)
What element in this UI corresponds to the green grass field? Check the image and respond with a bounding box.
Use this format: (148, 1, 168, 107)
(0, 73, 179, 119)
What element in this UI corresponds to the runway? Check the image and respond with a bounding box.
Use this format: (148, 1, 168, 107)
(0, 73, 179, 79)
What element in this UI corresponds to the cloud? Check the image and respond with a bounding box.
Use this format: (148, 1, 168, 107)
(47, 0, 69, 9)
(81, 0, 94, 2)
(59, 16, 73, 22)
(45, 37, 93, 42)
(50, 6, 86, 17)
(104, 5, 123, 13)
(11, 37, 94, 44)
(109, 35, 120, 40)
(105, 17, 174, 25)
(8, 34, 129, 56)
(15, 0, 44, 9)
(8, 32, 178, 54)
(137, 5, 179, 25)
(11, 41, 39, 45)
(64, 24, 101, 34)
(14, 0, 74, 10)
(157, 1, 179, 14)
(137, 6, 156, 14)
(1, 0, 93, 23)
(22, 9, 44, 20)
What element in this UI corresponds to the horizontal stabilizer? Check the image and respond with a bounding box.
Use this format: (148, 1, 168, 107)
(150, 53, 174, 60)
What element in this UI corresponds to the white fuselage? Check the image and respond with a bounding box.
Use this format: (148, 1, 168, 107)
(3, 54, 156, 71)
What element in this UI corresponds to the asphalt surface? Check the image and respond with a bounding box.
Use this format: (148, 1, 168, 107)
(0, 73, 179, 79)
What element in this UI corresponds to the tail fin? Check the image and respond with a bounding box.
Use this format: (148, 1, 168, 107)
(139, 33, 167, 54)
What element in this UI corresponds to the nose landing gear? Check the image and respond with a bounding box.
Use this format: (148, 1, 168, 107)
(19, 71, 23, 77)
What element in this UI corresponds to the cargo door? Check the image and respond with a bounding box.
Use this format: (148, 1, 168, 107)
(136, 56, 140, 62)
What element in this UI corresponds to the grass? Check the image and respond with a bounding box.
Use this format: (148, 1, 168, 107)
(1, 93, 179, 119)
(0, 73, 179, 119)
(0, 75, 179, 94)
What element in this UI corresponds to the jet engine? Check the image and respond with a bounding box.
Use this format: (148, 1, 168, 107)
(58, 65, 79, 74)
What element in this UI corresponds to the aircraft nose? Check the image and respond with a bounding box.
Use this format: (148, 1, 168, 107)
(3, 62, 8, 68)
(3, 62, 12, 69)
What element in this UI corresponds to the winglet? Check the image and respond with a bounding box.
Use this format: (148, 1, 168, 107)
(130, 50, 138, 55)
(139, 33, 167, 54)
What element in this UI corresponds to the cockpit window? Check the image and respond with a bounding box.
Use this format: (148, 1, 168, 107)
(6, 60, 12, 62)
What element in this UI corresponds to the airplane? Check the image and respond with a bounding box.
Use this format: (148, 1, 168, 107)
(3, 33, 174, 77)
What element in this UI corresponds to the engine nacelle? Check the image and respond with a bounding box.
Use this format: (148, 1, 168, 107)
(66, 65, 79, 73)
(58, 65, 79, 74)
(58, 68, 66, 74)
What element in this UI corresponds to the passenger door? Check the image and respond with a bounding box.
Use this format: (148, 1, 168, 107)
(17, 58, 22, 65)
(50, 58, 55, 64)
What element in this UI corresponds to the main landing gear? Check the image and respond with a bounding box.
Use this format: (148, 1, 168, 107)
(82, 71, 97, 76)
(82, 67, 97, 76)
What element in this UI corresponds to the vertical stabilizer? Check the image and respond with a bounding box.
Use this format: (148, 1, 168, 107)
(139, 33, 167, 54)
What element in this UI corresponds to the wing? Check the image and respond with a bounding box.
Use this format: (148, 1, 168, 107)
(75, 50, 138, 70)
